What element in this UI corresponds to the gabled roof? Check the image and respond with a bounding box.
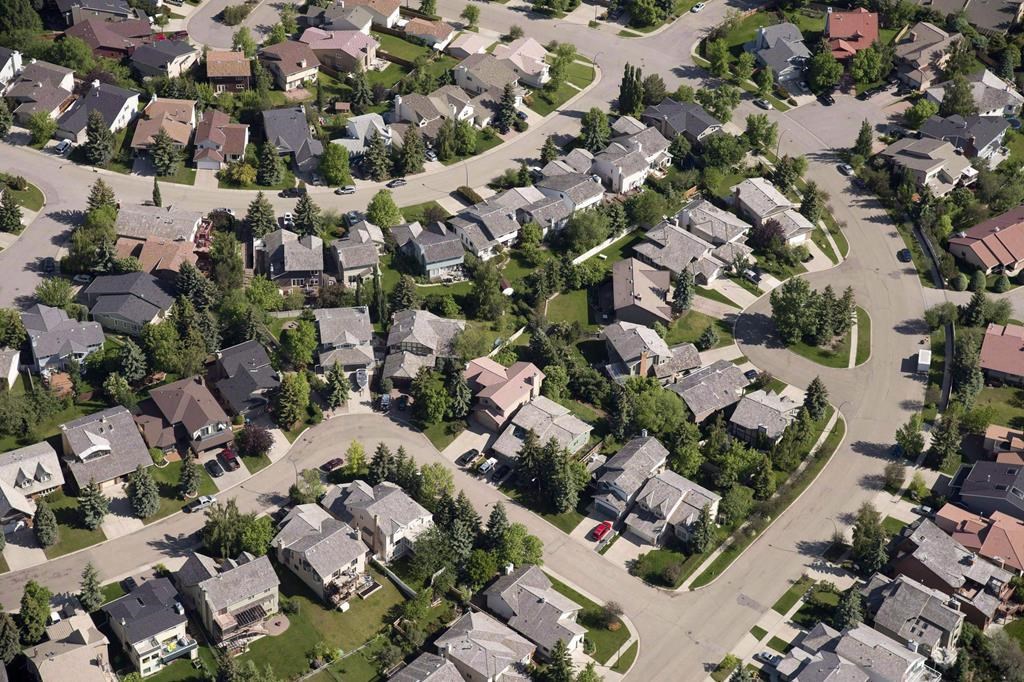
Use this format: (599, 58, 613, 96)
(386, 309, 463, 354)
(299, 27, 378, 60)
(679, 199, 751, 244)
(465, 357, 544, 414)
(633, 220, 715, 276)
(603, 320, 672, 366)
(131, 97, 195, 148)
(641, 97, 722, 139)
(263, 105, 324, 159)
(434, 612, 535, 679)
(491, 395, 592, 459)
(483, 565, 585, 652)
(611, 257, 672, 323)
(927, 69, 1024, 114)
(598, 435, 669, 499)
(194, 108, 248, 159)
(258, 228, 324, 274)
(314, 306, 373, 348)
(457, 53, 519, 90)
(56, 81, 138, 135)
(404, 17, 455, 42)
(390, 653, 463, 682)
(825, 8, 879, 59)
(341, 0, 401, 17)
(131, 40, 197, 70)
(731, 177, 794, 218)
(114, 204, 203, 241)
(83, 271, 175, 325)
(0, 442, 63, 515)
(22, 303, 104, 362)
(64, 17, 152, 53)
(948, 205, 1024, 270)
(669, 359, 749, 421)
(492, 36, 548, 78)
(60, 405, 151, 487)
(214, 340, 280, 415)
(205, 50, 251, 78)
(729, 389, 799, 440)
(979, 323, 1024, 379)
(536, 172, 603, 206)
(861, 573, 964, 651)
(102, 577, 186, 645)
(115, 236, 198, 276)
(259, 40, 320, 77)
(936, 504, 1024, 573)
(273, 504, 367, 580)
(188, 552, 279, 612)
(149, 377, 229, 434)
(392, 221, 464, 265)
(323, 481, 431, 536)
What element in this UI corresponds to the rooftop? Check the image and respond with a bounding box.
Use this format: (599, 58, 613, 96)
(980, 323, 1024, 379)
(103, 577, 186, 645)
(611, 258, 672, 323)
(60, 405, 152, 488)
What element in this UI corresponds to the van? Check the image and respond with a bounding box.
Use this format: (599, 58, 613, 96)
(478, 457, 497, 474)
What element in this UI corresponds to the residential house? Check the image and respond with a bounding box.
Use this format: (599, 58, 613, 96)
(592, 121, 672, 193)
(253, 228, 326, 295)
(82, 272, 175, 336)
(404, 18, 456, 51)
(641, 97, 722, 144)
(892, 519, 1015, 629)
(314, 306, 375, 372)
(382, 309, 464, 385)
(948, 206, 1024, 274)
(603, 321, 699, 384)
(979, 322, 1024, 384)
(263, 106, 324, 172)
(731, 177, 814, 244)
(492, 37, 550, 87)
(824, 7, 879, 60)
(22, 303, 104, 373)
(0, 347, 18, 389)
(114, 204, 203, 242)
(894, 22, 958, 90)
(131, 40, 200, 79)
(982, 424, 1024, 457)
(0, 443, 63, 534)
(60, 406, 152, 490)
(391, 221, 465, 281)
(678, 199, 751, 245)
(176, 552, 280, 645)
(861, 573, 964, 668)
(465, 357, 544, 431)
(299, 27, 378, 72)
(593, 435, 669, 522)
(668, 359, 750, 422)
(115, 236, 198, 281)
(55, 0, 144, 26)
(745, 23, 810, 82)
(55, 81, 138, 144)
(322, 480, 433, 560)
(193, 109, 249, 171)
(728, 389, 800, 446)
(484, 565, 585, 658)
(392, 85, 498, 140)
(926, 70, 1024, 117)
(259, 41, 320, 91)
(331, 112, 392, 157)
(447, 32, 493, 59)
(632, 219, 738, 284)
(906, 0, 1023, 35)
(611, 257, 673, 327)
(535, 172, 605, 215)
(103, 578, 197, 677)
(434, 612, 535, 681)
(624, 469, 720, 545)
(301, 3, 375, 32)
(205, 51, 251, 93)
(935, 503, 1024, 574)
(491, 395, 592, 461)
(340, 0, 401, 28)
(330, 233, 380, 286)
(517, 193, 573, 237)
(272, 504, 368, 601)
(454, 53, 521, 100)
(211, 340, 280, 419)
(4, 60, 75, 124)
(130, 97, 196, 155)
(0, 47, 23, 88)
(390, 653, 463, 682)
(542, 147, 594, 176)
(135, 377, 233, 454)
(449, 201, 523, 260)
(24, 599, 115, 682)
(951, 455, 1024, 518)
(64, 18, 153, 60)
(919, 114, 1009, 162)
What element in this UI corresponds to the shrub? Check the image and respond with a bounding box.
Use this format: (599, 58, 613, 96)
(7, 176, 27, 191)
(456, 185, 483, 204)
(281, 597, 299, 614)
(994, 274, 1011, 293)
(221, 4, 251, 25)
(951, 272, 969, 291)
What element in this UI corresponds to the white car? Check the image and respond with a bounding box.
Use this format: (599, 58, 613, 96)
(185, 495, 217, 513)
(54, 139, 72, 155)
(691, 2, 705, 11)
(838, 164, 855, 176)
(335, 185, 356, 195)
(757, 652, 782, 667)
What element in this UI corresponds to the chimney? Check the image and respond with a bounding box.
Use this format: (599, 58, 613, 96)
(299, 59, 307, 69)
(639, 349, 650, 377)
(91, 79, 101, 92)
(906, 640, 919, 653)
(504, 563, 514, 575)
(640, 428, 649, 438)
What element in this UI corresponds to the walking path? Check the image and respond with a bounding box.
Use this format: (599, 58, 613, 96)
(847, 323, 859, 369)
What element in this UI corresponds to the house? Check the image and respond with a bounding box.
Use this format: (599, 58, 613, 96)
(176, 552, 280, 645)
(641, 97, 722, 144)
(434, 612, 535, 682)
(272, 503, 368, 601)
(0, 47, 23, 88)
(0, 347, 18, 389)
(253, 228, 325, 295)
(299, 27, 378, 72)
(447, 32, 493, 59)
(484, 565, 585, 658)
(60, 406, 152, 490)
(322, 480, 433, 560)
(302, 2, 375, 32)
(449, 202, 523, 260)
(624, 469, 720, 545)
(926, 70, 1024, 117)
(728, 389, 800, 446)
(951, 455, 1024, 518)
(861, 573, 964, 668)
(454, 53, 521, 99)
(465, 357, 545, 431)
(881, 137, 978, 196)
(919, 114, 1009, 162)
(24, 599, 115, 682)
(193, 109, 249, 171)
(390, 653, 463, 682)
(211, 340, 280, 419)
(536, 172, 605, 214)
(22, 303, 104, 373)
(745, 23, 810, 82)
(404, 18, 456, 51)
(391, 221, 465, 281)
(595, 116, 672, 192)
(0, 443, 63, 534)
(114, 237, 197, 281)
(593, 435, 669, 521)
(262, 106, 324, 172)
(314, 306, 375, 372)
(103, 578, 197, 677)
(906, 0, 1023, 34)
(340, 0, 401, 28)
(935, 503, 1024, 574)
(892, 519, 1015, 629)
(131, 40, 200, 79)
(64, 18, 153, 60)
(543, 147, 594, 177)
(82, 272, 175, 336)
(491, 395, 592, 461)
(55, 0, 144, 26)
(824, 7, 879, 60)
(205, 51, 251, 93)
(731, 177, 814, 244)
(894, 22, 958, 90)
(979, 323, 1024, 384)
(492, 37, 549, 87)
(603, 321, 699, 384)
(55, 81, 138, 144)
(382, 309, 464, 385)
(331, 112, 392, 157)
(948, 206, 1024, 274)
(518, 194, 573, 237)
(392, 85, 498, 140)
(135, 377, 233, 454)
(678, 199, 751, 245)
(632, 219, 731, 284)
(668, 359, 750, 422)
(259, 41, 320, 91)
(130, 97, 196, 155)
(114, 205, 203, 242)
(330, 232, 379, 287)
(4, 60, 75, 124)
(982, 424, 1024, 457)
(611, 257, 672, 327)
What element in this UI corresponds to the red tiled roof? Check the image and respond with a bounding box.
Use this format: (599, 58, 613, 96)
(826, 8, 879, 59)
(980, 323, 1024, 378)
(948, 205, 1024, 270)
(935, 504, 1024, 573)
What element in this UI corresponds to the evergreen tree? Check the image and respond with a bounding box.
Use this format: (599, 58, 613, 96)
(546, 640, 576, 682)
(541, 135, 558, 164)
(390, 274, 420, 311)
(179, 452, 201, 497)
(368, 443, 394, 485)
(20, 581, 51, 645)
(0, 98, 12, 139)
(83, 109, 115, 165)
(0, 611, 19, 663)
(364, 130, 392, 181)
(928, 411, 962, 471)
(484, 502, 510, 551)
(851, 502, 887, 573)
(853, 119, 873, 158)
(400, 127, 425, 175)
(800, 181, 827, 224)
(751, 454, 776, 500)
(804, 376, 829, 420)
(118, 338, 148, 383)
(895, 413, 925, 460)
(127, 465, 160, 519)
(257, 142, 282, 186)
(152, 177, 162, 207)
(276, 372, 310, 427)
(672, 270, 694, 315)
(87, 178, 117, 212)
(79, 561, 103, 612)
(293, 193, 321, 236)
(0, 191, 22, 233)
(962, 289, 987, 328)
(373, 266, 388, 325)
(689, 504, 716, 554)
(33, 500, 58, 548)
(420, 0, 436, 14)
(444, 367, 472, 419)
(618, 63, 644, 116)
(580, 107, 610, 152)
(150, 128, 181, 176)
(350, 65, 373, 111)
(576, 662, 602, 682)
(496, 83, 518, 134)
(78, 478, 109, 530)
(697, 324, 719, 351)
(246, 191, 277, 238)
(835, 589, 864, 630)
(324, 362, 350, 409)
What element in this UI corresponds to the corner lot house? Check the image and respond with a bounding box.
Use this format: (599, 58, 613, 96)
(745, 23, 810, 82)
(259, 41, 320, 91)
(454, 53, 521, 99)
(382, 309, 464, 385)
(593, 435, 668, 522)
(491, 395, 592, 461)
(322, 480, 433, 560)
(728, 389, 800, 446)
(668, 359, 750, 422)
(22, 303, 104, 373)
(881, 137, 978, 196)
(114, 205, 203, 242)
(253, 228, 325, 295)
(272, 503, 368, 602)
(483, 565, 585, 658)
(611, 257, 672, 327)
(0, 443, 64, 534)
(55, 81, 138, 144)
(24, 599, 114, 682)
(176, 552, 280, 646)
(136, 377, 233, 454)
(979, 322, 1024, 385)
(603, 321, 698, 384)
(434, 612, 535, 681)
(624, 469, 720, 545)
(731, 177, 813, 244)
(465, 357, 544, 431)
(927, 70, 1024, 118)
(895, 22, 958, 91)
(115, 237, 198, 282)
(103, 577, 197, 677)
(948, 206, 1024, 274)
(824, 7, 878, 60)
(314, 306, 375, 372)
(211, 340, 280, 419)
(130, 97, 196, 156)
(918, 114, 1009, 162)
(342, 0, 401, 27)
(492, 37, 549, 87)
(60, 406, 152, 490)
(298, 27, 378, 72)
(4, 60, 75, 124)
(404, 18, 456, 51)
(82, 272, 175, 336)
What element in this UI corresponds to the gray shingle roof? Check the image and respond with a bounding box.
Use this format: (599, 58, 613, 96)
(314, 306, 373, 347)
(258, 229, 324, 276)
(102, 577, 185, 645)
(641, 98, 721, 140)
(434, 612, 534, 679)
(60, 405, 152, 487)
(262, 105, 323, 159)
(389, 653, 463, 682)
(603, 320, 672, 366)
(22, 304, 104, 363)
(633, 221, 715, 277)
(130, 40, 197, 70)
(0, 442, 63, 508)
(491, 395, 591, 460)
(458, 53, 519, 90)
(213, 340, 280, 415)
(597, 435, 668, 500)
(919, 114, 1008, 158)
(536, 173, 604, 206)
(861, 573, 963, 651)
(729, 389, 799, 440)
(273, 504, 367, 580)
(83, 272, 175, 326)
(194, 553, 279, 612)
(386, 309, 464, 355)
(326, 481, 431, 536)
(669, 359, 749, 421)
(114, 205, 203, 241)
(483, 565, 585, 652)
(56, 82, 137, 136)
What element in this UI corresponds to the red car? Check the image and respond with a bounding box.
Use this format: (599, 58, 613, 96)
(591, 521, 613, 542)
(218, 446, 240, 471)
(320, 457, 344, 473)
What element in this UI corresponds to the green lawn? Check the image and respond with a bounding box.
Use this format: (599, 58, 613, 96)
(400, 201, 450, 224)
(632, 545, 705, 587)
(500, 484, 586, 534)
(547, 574, 630, 664)
(0, 397, 106, 453)
(526, 81, 580, 116)
(696, 286, 740, 309)
(771, 575, 814, 614)
(500, 250, 544, 287)
(811, 227, 838, 264)
(788, 330, 852, 368)
(100, 581, 127, 605)
(883, 515, 908, 537)
(265, 315, 299, 341)
(157, 164, 197, 186)
(923, 326, 946, 423)
(372, 32, 431, 61)
(556, 397, 602, 424)
(1006, 618, 1024, 650)
(791, 584, 840, 629)
(750, 625, 768, 641)
(767, 635, 792, 653)
(855, 307, 871, 366)
(566, 61, 595, 89)
(42, 489, 107, 559)
(0, 176, 45, 211)
(975, 385, 1024, 429)
(439, 128, 503, 165)
(609, 641, 638, 674)
(147, 460, 218, 523)
(596, 231, 643, 264)
(421, 419, 465, 451)
(546, 288, 598, 331)
(70, 125, 133, 174)
(664, 310, 734, 348)
(711, 655, 741, 682)
(218, 168, 296, 191)
(895, 221, 935, 288)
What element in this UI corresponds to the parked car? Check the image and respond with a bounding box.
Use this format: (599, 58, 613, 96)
(591, 521, 613, 542)
(397, 395, 408, 411)
(743, 268, 762, 284)
(838, 163, 855, 176)
(913, 505, 935, 517)
(218, 446, 240, 471)
(457, 449, 480, 466)
(516, 110, 528, 121)
(345, 210, 363, 226)
(54, 139, 72, 155)
(212, 207, 235, 216)
(897, 248, 912, 263)
(493, 463, 511, 481)
(386, 178, 407, 188)
(335, 185, 356, 195)
(320, 457, 344, 473)
(691, 2, 705, 11)
(425, 149, 438, 162)
(817, 92, 835, 106)
(122, 576, 138, 592)
(355, 368, 368, 389)
(72, 274, 92, 284)
(478, 457, 497, 475)
(185, 495, 217, 513)
(757, 652, 782, 667)
(753, 98, 772, 110)
(205, 460, 225, 478)
(379, 394, 391, 411)
(279, 187, 306, 198)
(744, 369, 760, 382)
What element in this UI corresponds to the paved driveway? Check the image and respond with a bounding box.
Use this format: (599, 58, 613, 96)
(199, 450, 251, 492)
(600, 532, 651, 573)
(100, 483, 145, 540)
(3, 527, 47, 571)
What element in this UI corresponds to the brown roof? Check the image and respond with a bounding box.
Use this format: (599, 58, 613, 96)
(826, 8, 879, 59)
(948, 206, 1024, 270)
(935, 504, 1024, 573)
(115, 236, 198, 276)
(342, 0, 401, 17)
(64, 18, 152, 53)
(205, 51, 251, 78)
(194, 109, 248, 158)
(131, 98, 195, 148)
(980, 323, 1024, 378)
(612, 258, 672, 323)
(259, 40, 320, 77)
(465, 357, 544, 414)
(149, 376, 228, 434)
(404, 18, 454, 41)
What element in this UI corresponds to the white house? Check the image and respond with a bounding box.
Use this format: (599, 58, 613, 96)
(342, 0, 400, 28)
(0, 48, 23, 88)
(492, 37, 550, 88)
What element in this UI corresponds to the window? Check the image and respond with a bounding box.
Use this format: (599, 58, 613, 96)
(290, 278, 305, 287)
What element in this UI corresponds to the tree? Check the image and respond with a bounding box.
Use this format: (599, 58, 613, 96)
(128, 465, 160, 519)
(345, 440, 367, 476)
(904, 98, 938, 128)
(79, 562, 103, 612)
(0, 611, 18, 663)
(150, 128, 181, 176)
(33, 500, 58, 548)
(484, 502, 510, 551)
(0, 309, 26, 350)
(399, 127, 425, 175)
(276, 372, 310, 427)
(83, 109, 115, 165)
(324, 362, 350, 409)
(894, 412, 925, 460)
(0, 98, 11, 139)
(773, 154, 807, 193)
(420, 0, 436, 13)
(79, 478, 109, 530)
(367, 189, 402, 227)
(752, 454, 776, 500)
(835, 589, 864, 630)
(232, 26, 256, 57)
(733, 51, 756, 84)
(852, 119, 874, 159)
(20, 581, 51, 644)
(706, 39, 731, 78)
(671, 270, 694, 315)
(27, 111, 56, 146)
(850, 43, 885, 84)
(35, 278, 73, 308)
(883, 460, 906, 492)
(264, 22, 287, 45)
(319, 143, 352, 186)
(695, 84, 741, 122)
(117, 338, 147, 384)
(223, 160, 257, 186)
(808, 42, 843, 92)
(744, 113, 777, 154)
(240, 516, 274, 556)
(454, 118, 476, 156)
(418, 462, 454, 511)
(940, 74, 977, 117)
(152, 177, 162, 208)
(179, 452, 201, 497)
(618, 63, 644, 116)
(460, 3, 479, 27)
(689, 504, 716, 554)
(800, 181, 827, 224)
(473, 261, 506, 320)
(541, 135, 559, 164)
(851, 501, 887, 573)
(580, 107, 610, 153)
(641, 73, 666, 106)
(368, 443, 394, 485)
(545, 640, 576, 682)
(496, 82, 517, 134)
(364, 130, 392, 181)
(293, 194, 321, 236)
(246, 191, 277, 239)
(211, 230, 243, 290)
(350, 65, 373, 112)
(444, 366, 472, 420)
(0, 191, 22, 233)
(281, 319, 317, 369)
(697, 324, 719, 351)
(928, 410, 962, 472)
(804, 376, 829, 420)
(1001, 44, 1021, 81)
(770, 277, 814, 344)
(411, 367, 449, 425)
(257, 141, 282, 187)
(755, 67, 774, 98)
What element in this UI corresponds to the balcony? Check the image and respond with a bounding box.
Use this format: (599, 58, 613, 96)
(151, 635, 198, 663)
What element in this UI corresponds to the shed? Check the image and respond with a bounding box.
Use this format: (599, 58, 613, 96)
(917, 349, 931, 374)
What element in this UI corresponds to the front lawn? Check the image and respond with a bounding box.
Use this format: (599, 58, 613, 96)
(526, 79, 582, 117)
(439, 128, 503, 165)
(42, 489, 107, 559)
(632, 545, 705, 588)
(0, 175, 45, 211)
(791, 583, 840, 629)
(610, 641, 638, 673)
(696, 286, 740, 309)
(157, 164, 197, 186)
(771, 575, 814, 614)
(148, 460, 218, 522)
(787, 329, 852, 369)
(400, 201, 450, 224)
(883, 515, 907, 537)
(547, 574, 630, 664)
(421, 419, 465, 451)
(565, 61, 595, 89)
(664, 310, 734, 348)
(372, 32, 431, 61)
(500, 484, 586, 534)
(218, 168, 296, 191)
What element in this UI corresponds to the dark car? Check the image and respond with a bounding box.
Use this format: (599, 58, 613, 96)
(386, 178, 407, 188)
(457, 449, 480, 466)
(41, 257, 56, 273)
(278, 187, 306, 198)
(516, 110, 528, 121)
(817, 92, 835, 106)
(744, 369, 759, 382)
(493, 463, 511, 480)
(897, 248, 913, 263)
(206, 459, 225, 478)
(320, 457, 344, 473)
(397, 395, 408, 411)
(122, 576, 138, 591)
(218, 446, 240, 471)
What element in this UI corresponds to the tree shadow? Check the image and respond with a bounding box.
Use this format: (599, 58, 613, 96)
(733, 311, 787, 350)
(146, 530, 202, 557)
(849, 439, 893, 460)
(893, 318, 929, 336)
(859, 472, 885, 491)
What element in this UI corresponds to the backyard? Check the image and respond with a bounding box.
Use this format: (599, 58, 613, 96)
(664, 309, 734, 348)
(974, 385, 1024, 428)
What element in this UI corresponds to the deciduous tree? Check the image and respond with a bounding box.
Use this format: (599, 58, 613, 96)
(367, 189, 402, 227)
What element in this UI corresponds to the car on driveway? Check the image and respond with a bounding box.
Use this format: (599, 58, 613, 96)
(378, 394, 391, 411)
(838, 163, 855, 176)
(897, 248, 912, 263)
(320, 457, 344, 473)
(691, 2, 705, 11)
(386, 178, 407, 188)
(757, 652, 782, 667)
(345, 210, 363, 226)
(913, 505, 935, 517)
(355, 368, 368, 389)
(744, 369, 760, 382)
(457, 449, 480, 466)
(218, 445, 240, 471)
(205, 460, 225, 478)
(425, 149, 438, 162)
(54, 139, 72, 155)
(185, 495, 217, 513)
(743, 268, 762, 284)
(478, 457, 497, 475)
(817, 92, 835, 106)
(335, 185, 356, 195)
(516, 110, 528, 121)
(591, 521, 613, 542)
(753, 98, 772, 110)
(493, 463, 511, 481)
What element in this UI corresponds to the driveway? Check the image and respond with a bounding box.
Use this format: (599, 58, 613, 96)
(3, 527, 47, 571)
(600, 532, 651, 573)
(100, 483, 145, 540)
(199, 449, 251, 492)
(440, 421, 493, 462)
